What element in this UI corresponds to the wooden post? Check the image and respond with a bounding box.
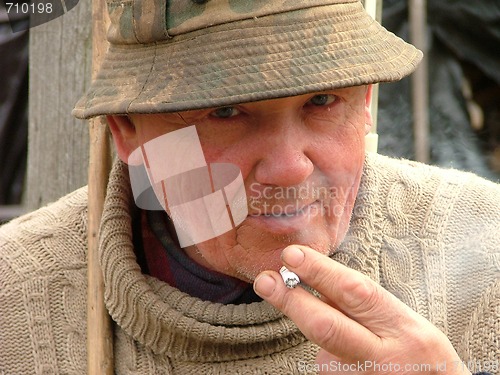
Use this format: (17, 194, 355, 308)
(86, 0, 113, 373)
(409, 0, 430, 163)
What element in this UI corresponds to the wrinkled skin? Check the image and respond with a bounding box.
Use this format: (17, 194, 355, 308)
(108, 86, 468, 374)
(108, 86, 371, 281)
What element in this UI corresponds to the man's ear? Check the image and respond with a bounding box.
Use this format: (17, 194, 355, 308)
(107, 115, 139, 163)
(364, 85, 373, 135)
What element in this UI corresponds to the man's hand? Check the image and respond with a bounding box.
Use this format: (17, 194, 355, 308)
(253, 245, 470, 374)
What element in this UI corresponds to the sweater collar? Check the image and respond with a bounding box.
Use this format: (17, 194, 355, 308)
(331, 152, 383, 283)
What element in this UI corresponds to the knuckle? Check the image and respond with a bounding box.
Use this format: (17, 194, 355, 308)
(341, 276, 381, 314)
(278, 288, 299, 316)
(305, 256, 337, 290)
(309, 313, 344, 351)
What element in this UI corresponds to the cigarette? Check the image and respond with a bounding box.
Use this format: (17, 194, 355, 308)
(279, 266, 300, 289)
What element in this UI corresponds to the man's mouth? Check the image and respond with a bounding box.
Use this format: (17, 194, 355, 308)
(247, 200, 323, 234)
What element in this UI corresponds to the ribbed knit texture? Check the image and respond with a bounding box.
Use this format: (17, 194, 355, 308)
(1, 153, 499, 374)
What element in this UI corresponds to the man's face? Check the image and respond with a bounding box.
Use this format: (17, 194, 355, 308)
(109, 86, 372, 282)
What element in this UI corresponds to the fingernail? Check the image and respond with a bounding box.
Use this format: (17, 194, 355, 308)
(281, 246, 305, 268)
(253, 273, 276, 297)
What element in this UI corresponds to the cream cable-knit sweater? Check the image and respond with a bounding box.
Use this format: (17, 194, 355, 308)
(1, 154, 499, 374)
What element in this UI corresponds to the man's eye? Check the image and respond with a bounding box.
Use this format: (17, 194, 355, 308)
(211, 107, 240, 118)
(307, 94, 337, 106)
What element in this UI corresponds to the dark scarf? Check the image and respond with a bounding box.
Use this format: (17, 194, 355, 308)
(133, 210, 261, 305)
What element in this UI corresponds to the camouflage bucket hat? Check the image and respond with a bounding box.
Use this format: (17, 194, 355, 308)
(72, 0, 422, 119)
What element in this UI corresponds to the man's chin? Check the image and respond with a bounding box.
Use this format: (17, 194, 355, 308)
(191, 220, 337, 281)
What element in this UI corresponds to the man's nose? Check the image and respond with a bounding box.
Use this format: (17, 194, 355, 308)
(253, 124, 314, 187)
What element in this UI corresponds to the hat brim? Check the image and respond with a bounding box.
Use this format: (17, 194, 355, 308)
(72, 2, 422, 119)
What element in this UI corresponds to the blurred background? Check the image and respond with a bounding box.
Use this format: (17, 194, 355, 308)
(378, 0, 500, 181)
(0, 0, 499, 223)
(0, 0, 29, 221)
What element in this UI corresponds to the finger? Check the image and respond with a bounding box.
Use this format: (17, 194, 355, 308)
(253, 271, 381, 361)
(280, 245, 417, 337)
